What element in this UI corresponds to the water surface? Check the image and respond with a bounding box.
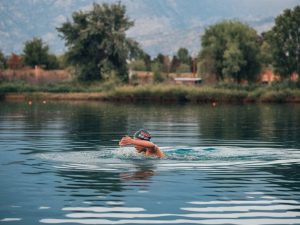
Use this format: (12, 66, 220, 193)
(1, 101, 300, 224)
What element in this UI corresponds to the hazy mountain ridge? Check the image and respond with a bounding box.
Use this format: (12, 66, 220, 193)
(1, 0, 299, 57)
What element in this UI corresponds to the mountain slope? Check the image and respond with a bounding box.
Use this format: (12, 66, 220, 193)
(0, 0, 299, 56)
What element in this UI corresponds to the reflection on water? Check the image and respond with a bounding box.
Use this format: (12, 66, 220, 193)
(0, 101, 300, 224)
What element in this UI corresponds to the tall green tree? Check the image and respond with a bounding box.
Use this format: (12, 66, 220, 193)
(57, 2, 141, 81)
(260, 33, 273, 69)
(22, 38, 59, 69)
(177, 47, 191, 65)
(153, 53, 169, 73)
(0, 50, 6, 69)
(23, 38, 49, 68)
(142, 53, 151, 71)
(176, 48, 192, 73)
(267, 5, 300, 78)
(153, 53, 165, 65)
(199, 20, 261, 82)
(170, 56, 180, 73)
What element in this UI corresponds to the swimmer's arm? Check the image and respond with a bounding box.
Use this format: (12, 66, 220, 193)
(119, 136, 155, 148)
(154, 146, 165, 158)
(145, 146, 165, 158)
(119, 136, 165, 158)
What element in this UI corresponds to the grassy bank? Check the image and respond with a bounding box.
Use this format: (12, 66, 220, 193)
(1, 81, 300, 103)
(106, 84, 300, 103)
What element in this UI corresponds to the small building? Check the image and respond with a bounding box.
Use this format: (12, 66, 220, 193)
(260, 70, 280, 84)
(291, 72, 299, 81)
(174, 77, 202, 85)
(129, 70, 153, 84)
(259, 70, 299, 84)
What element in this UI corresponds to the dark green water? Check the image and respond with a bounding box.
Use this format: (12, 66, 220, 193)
(0, 101, 300, 224)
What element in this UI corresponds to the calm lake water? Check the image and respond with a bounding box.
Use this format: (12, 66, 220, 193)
(1, 101, 300, 225)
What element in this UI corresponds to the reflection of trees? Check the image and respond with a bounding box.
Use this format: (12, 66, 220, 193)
(1, 101, 300, 150)
(0, 102, 52, 137)
(253, 104, 300, 148)
(195, 105, 262, 141)
(63, 102, 129, 148)
(195, 104, 300, 148)
(2, 102, 300, 152)
(269, 105, 300, 148)
(125, 104, 202, 147)
(0, 102, 69, 154)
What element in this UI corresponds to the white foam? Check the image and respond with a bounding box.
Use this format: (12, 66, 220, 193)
(66, 213, 172, 219)
(40, 218, 300, 224)
(1, 218, 22, 222)
(188, 199, 299, 205)
(245, 192, 265, 195)
(35, 146, 300, 173)
(62, 207, 145, 213)
(39, 206, 51, 209)
(65, 211, 300, 219)
(181, 204, 300, 212)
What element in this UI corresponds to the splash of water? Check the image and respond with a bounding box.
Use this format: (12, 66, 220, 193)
(36, 145, 300, 173)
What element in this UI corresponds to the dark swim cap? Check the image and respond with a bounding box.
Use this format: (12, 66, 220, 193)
(134, 129, 151, 141)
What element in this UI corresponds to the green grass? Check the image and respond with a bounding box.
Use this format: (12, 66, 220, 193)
(1, 80, 300, 103)
(0, 81, 94, 93)
(107, 84, 249, 103)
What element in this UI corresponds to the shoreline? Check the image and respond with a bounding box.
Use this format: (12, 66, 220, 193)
(1, 92, 300, 104)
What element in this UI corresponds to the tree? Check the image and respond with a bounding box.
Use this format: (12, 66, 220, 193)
(23, 38, 51, 68)
(199, 20, 261, 82)
(222, 43, 246, 80)
(260, 33, 273, 69)
(129, 59, 147, 71)
(152, 62, 164, 83)
(0, 50, 6, 69)
(170, 56, 180, 73)
(142, 53, 151, 71)
(153, 53, 165, 65)
(7, 53, 23, 69)
(266, 5, 300, 78)
(47, 54, 60, 70)
(57, 2, 141, 81)
(176, 63, 191, 73)
(177, 48, 191, 65)
(152, 53, 170, 73)
(175, 48, 192, 73)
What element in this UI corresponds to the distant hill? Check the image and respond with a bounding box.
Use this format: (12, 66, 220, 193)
(1, 0, 300, 57)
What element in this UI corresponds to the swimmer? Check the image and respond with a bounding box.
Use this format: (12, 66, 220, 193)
(119, 129, 165, 158)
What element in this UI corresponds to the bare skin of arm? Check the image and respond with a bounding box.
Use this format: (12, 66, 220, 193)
(119, 136, 165, 158)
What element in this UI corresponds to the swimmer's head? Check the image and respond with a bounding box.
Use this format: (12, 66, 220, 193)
(134, 129, 151, 141)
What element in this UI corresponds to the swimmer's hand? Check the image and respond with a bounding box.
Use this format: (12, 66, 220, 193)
(119, 136, 133, 146)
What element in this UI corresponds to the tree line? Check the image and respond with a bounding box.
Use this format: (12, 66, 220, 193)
(0, 3, 299, 83)
(0, 38, 61, 70)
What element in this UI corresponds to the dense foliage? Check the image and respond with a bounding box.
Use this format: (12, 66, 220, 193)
(22, 38, 59, 69)
(176, 48, 191, 65)
(0, 50, 6, 69)
(199, 21, 261, 82)
(266, 5, 300, 78)
(57, 2, 141, 81)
